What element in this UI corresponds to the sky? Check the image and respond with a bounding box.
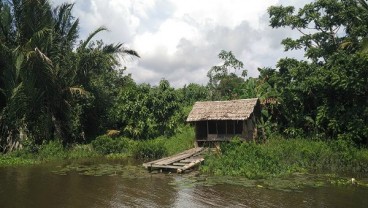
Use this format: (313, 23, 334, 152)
(50, 0, 313, 87)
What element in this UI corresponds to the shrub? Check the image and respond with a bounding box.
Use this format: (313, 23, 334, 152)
(67, 144, 98, 159)
(201, 139, 286, 179)
(91, 135, 130, 155)
(132, 139, 168, 159)
(38, 140, 66, 160)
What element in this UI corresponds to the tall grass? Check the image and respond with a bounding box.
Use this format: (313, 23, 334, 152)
(164, 125, 195, 155)
(131, 125, 195, 159)
(200, 137, 368, 179)
(132, 138, 168, 159)
(87, 125, 194, 159)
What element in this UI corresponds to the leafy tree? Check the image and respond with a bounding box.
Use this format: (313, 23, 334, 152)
(264, 0, 368, 144)
(355, 0, 368, 52)
(150, 79, 181, 136)
(112, 79, 181, 140)
(269, 0, 368, 62)
(238, 78, 258, 99)
(71, 39, 138, 141)
(207, 50, 247, 100)
(179, 83, 209, 106)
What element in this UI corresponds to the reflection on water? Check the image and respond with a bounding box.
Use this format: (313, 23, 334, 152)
(0, 158, 368, 208)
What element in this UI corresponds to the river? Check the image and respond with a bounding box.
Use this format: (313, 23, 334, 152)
(0, 158, 367, 208)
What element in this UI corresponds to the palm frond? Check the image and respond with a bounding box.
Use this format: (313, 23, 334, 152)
(121, 49, 140, 58)
(66, 18, 79, 43)
(34, 47, 53, 66)
(0, 2, 14, 43)
(25, 27, 53, 49)
(79, 26, 108, 50)
(13, 0, 53, 44)
(53, 3, 79, 44)
(14, 52, 24, 83)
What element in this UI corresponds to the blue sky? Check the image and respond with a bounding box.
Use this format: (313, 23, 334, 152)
(50, 0, 312, 87)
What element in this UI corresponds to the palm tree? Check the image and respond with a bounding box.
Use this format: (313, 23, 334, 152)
(0, 0, 68, 149)
(0, 0, 139, 151)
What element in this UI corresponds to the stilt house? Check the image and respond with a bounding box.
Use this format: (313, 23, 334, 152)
(186, 98, 260, 146)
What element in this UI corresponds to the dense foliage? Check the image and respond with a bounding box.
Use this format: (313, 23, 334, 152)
(1, 0, 368, 157)
(110, 79, 183, 140)
(201, 137, 368, 179)
(0, 125, 194, 166)
(0, 0, 139, 151)
(261, 0, 368, 144)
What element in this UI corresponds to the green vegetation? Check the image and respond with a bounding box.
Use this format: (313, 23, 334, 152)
(93, 125, 195, 159)
(0, 0, 368, 183)
(132, 139, 168, 159)
(91, 136, 132, 155)
(207, 50, 247, 100)
(110, 79, 185, 140)
(261, 0, 368, 143)
(130, 125, 195, 159)
(0, 140, 99, 166)
(201, 137, 368, 179)
(0, 0, 197, 152)
(0, 126, 194, 166)
(0, 0, 140, 150)
(164, 125, 195, 155)
(0, 154, 38, 166)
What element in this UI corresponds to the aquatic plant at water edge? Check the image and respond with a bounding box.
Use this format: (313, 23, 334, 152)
(200, 137, 368, 179)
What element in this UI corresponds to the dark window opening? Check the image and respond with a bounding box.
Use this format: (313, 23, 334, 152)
(235, 121, 243, 134)
(226, 120, 234, 134)
(208, 121, 217, 134)
(196, 121, 207, 139)
(217, 120, 226, 134)
(206, 120, 243, 135)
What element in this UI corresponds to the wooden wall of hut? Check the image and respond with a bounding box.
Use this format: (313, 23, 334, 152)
(242, 113, 257, 141)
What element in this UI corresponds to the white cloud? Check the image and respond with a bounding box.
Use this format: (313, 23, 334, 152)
(133, 18, 199, 55)
(50, 0, 313, 87)
(172, 0, 279, 29)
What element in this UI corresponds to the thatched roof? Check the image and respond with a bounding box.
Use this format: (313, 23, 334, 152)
(186, 98, 259, 122)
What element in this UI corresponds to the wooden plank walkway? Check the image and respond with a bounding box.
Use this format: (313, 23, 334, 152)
(143, 147, 206, 173)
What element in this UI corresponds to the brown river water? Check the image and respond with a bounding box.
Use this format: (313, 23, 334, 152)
(1, 158, 368, 208)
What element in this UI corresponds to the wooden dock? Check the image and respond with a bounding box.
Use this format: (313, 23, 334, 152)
(143, 147, 206, 173)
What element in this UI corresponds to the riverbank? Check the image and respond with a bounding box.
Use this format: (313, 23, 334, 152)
(200, 137, 368, 179)
(2, 127, 368, 181)
(0, 125, 195, 167)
